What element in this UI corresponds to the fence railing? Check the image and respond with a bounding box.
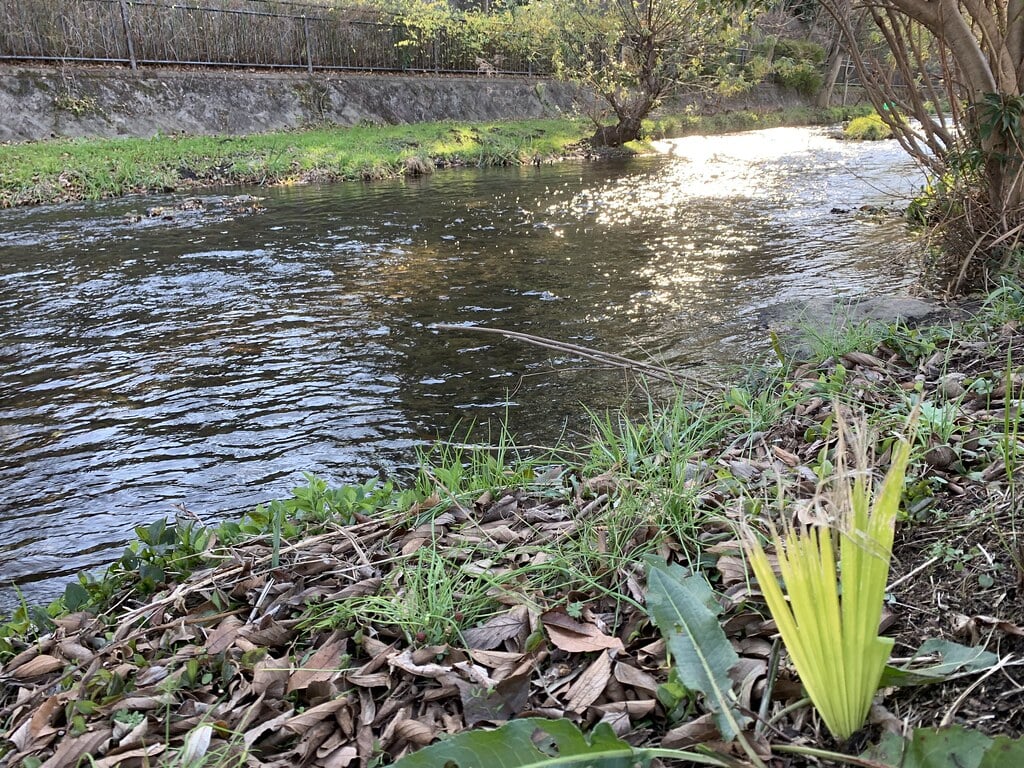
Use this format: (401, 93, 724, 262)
(0, 0, 554, 75)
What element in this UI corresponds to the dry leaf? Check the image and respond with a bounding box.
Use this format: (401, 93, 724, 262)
(542, 611, 625, 654)
(612, 662, 659, 695)
(40, 727, 112, 768)
(394, 718, 437, 746)
(662, 713, 720, 749)
(205, 615, 244, 655)
(10, 654, 64, 679)
(287, 633, 347, 693)
(283, 697, 350, 734)
(463, 606, 530, 650)
(563, 651, 612, 713)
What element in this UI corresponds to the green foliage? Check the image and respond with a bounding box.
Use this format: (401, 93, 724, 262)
(845, 113, 894, 141)
(745, 429, 911, 740)
(645, 560, 751, 742)
(773, 58, 823, 97)
(552, 0, 752, 141)
(302, 545, 497, 645)
(772, 38, 826, 64)
(390, 716, 730, 768)
(864, 726, 1024, 768)
(978, 92, 1024, 146)
(0, 474, 412, 661)
(880, 639, 998, 687)
(799, 313, 886, 362)
(0, 118, 591, 207)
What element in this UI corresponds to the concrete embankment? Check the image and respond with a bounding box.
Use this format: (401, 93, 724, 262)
(0, 66, 585, 142)
(0, 64, 813, 143)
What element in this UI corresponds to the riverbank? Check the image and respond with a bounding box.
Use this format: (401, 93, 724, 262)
(0, 106, 870, 208)
(2, 279, 1022, 766)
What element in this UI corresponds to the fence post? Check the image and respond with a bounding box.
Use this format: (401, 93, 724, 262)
(303, 15, 314, 74)
(117, 0, 138, 70)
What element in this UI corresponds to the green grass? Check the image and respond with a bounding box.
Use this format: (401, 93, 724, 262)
(1, 105, 877, 207)
(643, 104, 873, 141)
(0, 118, 591, 207)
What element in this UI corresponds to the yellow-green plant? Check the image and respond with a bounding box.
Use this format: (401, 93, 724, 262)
(745, 428, 910, 741)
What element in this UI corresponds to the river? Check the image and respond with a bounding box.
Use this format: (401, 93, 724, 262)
(0, 126, 926, 612)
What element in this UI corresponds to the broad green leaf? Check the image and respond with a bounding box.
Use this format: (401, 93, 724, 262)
(979, 735, 1024, 767)
(391, 717, 730, 768)
(644, 559, 748, 740)
(63, 582, 89, 612)
(392, 719, 639, 768)
(880, 639, 998, 687)
(865, 727, 994, 768)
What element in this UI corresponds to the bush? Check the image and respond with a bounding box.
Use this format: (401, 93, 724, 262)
(844, 113, 893, 140)
(774, 38, 826, 64)
(774, 58, 823, 97)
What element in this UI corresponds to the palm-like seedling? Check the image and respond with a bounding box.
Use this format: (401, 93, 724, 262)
(746, 431, 910, 741)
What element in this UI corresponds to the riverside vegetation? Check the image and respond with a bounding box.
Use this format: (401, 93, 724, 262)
(1, 274, 1023, 766)
(0, 105, 870, 208)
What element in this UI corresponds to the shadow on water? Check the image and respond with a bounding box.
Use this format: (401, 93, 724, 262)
(0, 126, 926, 611)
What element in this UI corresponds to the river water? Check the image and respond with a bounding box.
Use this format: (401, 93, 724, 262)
(0, 127, 926, 612)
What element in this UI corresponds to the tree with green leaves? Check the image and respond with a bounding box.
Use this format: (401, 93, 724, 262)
(553, 0, 749, 146)
(821, 0, 1024, 287)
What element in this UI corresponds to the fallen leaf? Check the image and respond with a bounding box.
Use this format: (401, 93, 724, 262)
(662, 713, 720, 749)
(612, 662, 659, 695)
(463, 606, 530, 650)
(90, 744, 164, 768)
(10, 654, 64, 679)
(40, 727, 112, 768)
(542, 611, 625, 654)
(287, 632, 347, 693)
(243, 708, 295, 748)
(458, 670, 531, 725)
(394, 718, 437, 746)
(563, 651, 612, 713)
(253, 656, 290, 698)
(283, 697, 350, 735)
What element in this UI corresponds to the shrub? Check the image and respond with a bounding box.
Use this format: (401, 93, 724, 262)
(844, 113, 893, 140)
(774, 58, 823, 97)
(774, 38, 826, 64)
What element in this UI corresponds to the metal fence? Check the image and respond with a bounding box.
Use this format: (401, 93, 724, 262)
(0, 0, 553, 75)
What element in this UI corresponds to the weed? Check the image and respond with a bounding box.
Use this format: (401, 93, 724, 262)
(302, 544, 497, 645)
(798, 311, 886, 362)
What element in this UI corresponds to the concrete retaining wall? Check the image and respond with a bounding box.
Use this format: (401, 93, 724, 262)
(0, 66, 583, 142)
(0, 65, 825, 143)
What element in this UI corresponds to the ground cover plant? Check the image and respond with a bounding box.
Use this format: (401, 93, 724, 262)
(0, 106, 872, 208)
(1, 280, 1022, 767)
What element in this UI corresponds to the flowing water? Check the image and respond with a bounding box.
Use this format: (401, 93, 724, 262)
(0, 126, 926, 611)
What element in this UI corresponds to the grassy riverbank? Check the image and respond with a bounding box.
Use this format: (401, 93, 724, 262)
(0, 105, 871, 208)
(2, 278, 1022, 766)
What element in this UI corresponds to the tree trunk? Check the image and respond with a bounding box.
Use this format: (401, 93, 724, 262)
(590, 116, 643, 146)
(816, 44, 845, 107)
